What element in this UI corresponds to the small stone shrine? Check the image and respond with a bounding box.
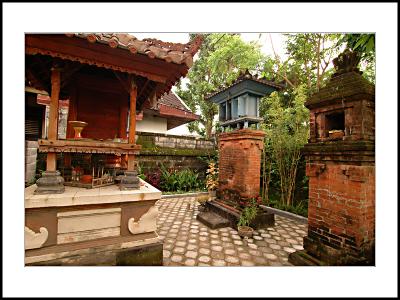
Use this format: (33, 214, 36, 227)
(197, 70, 284, 230)
(289, 49, 375, 266)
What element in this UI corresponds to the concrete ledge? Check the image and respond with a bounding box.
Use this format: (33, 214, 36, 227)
(161, 191, 209, 199)
(260, 205, 308, 224)
(25, 179, 161, 209)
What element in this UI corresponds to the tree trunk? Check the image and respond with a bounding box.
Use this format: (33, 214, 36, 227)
(316, 35, 321, 91)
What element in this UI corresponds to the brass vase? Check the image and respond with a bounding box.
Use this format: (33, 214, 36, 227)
(68, 121, 88, 139)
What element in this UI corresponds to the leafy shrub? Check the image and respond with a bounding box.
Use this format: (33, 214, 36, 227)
(238, 201, 258, 227)
(268, 196, 308, 218)
(160, 165, 206, 193)
(145, 169, 162, 189)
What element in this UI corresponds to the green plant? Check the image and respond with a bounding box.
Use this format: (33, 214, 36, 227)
(237, 201, 258, 227)
(160, 164, 206, 193)
(137, 163, 147, 181)
(259, 85, 309, 207)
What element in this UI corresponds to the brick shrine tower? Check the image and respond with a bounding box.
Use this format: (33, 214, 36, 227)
(289, 49, 375, 265)
(197, 70, 282, 229)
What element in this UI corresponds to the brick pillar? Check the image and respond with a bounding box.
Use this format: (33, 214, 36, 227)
(217, 129, 265, 205)
(289, 49, 375, 266)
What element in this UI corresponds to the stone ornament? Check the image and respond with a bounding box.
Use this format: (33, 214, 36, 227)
(25, 226, 48, 250)
(128, 206, 158, 235)
(332, 48, 362, 77)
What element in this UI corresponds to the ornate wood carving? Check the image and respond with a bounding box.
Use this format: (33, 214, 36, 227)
(38, 139, 141, 155)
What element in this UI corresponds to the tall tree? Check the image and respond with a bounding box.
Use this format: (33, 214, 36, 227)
(262, 33, 342, 95)
(259, 85, 309, 206)
(176, 33, 265, 138)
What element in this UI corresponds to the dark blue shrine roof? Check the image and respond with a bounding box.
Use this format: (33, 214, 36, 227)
(206, 70, 285, 104)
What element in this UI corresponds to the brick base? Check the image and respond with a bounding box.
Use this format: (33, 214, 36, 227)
(218, 129, 265, 202)
(296, 141, 375, 266)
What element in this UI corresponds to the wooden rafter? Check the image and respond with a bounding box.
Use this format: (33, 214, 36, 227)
(137, 79, 151, 100)
(113, 71, 130, 93)
(61, 63, 83, 88)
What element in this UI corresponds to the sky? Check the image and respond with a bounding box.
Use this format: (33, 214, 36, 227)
(130, 33, 288, 136)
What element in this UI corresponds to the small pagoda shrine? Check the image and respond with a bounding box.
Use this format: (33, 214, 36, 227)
(210, 70, 283, 131)
(197, 70, 284, 230)
(289, 49, 375, 266)
(24, 33, 202, 265)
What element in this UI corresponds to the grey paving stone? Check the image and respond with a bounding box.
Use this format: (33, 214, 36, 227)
(254, 256, 268, 265)
(198, 255, 211, 263)
(211, 259, 226, 266)
(211, 245, 223, 252)
(225, 256, 240, 264)
(224, 249, 236, 255)
(187, 244, 197, 251)
(199, 248, 211, 255)
(240, 260, 255, 266)
(171, 255, 183, 262)
(270, 244, 282, 250)
(184, 259, 196, 266)
(264, 253, 278, 260)
(176, 241, 187, 247)
(185, 251, 198, 259)
(210, 251, 225, 260)
(163, 250, 171, 258)
(173, 247, 185, 254)
(156, 196, 307, 267)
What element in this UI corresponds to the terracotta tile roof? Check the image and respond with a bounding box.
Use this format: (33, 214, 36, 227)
(159, 90, 192, 113)
(67, 33, 203, 68)
(205, 69, 285, 100)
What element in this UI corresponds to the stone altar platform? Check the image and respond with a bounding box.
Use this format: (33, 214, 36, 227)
(24, 179, 163, 266)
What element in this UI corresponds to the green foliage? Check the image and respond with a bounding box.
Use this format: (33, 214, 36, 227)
(137, 163, 147, 181)
(160, 164, 206, 193)
(238, 199, 258, 227)
(282, 33, 342, 94)
(338, 33, 375, 83)
(176, 33, 265, 138)
(259, 85, 309, 207)
(268, 196, 308, 218)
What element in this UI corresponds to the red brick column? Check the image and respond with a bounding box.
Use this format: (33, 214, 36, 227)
(303, 153, 375, 265)
(289, 50, 375, 265)
(217, 129, 265, 204)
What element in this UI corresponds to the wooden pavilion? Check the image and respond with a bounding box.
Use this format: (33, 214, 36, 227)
(26, 33, 202, 193)
(24, 33, 202, 265)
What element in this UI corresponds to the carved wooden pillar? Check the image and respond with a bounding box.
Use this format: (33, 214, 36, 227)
(128, 81, 137, 171)
(35, 66, 65, 194)
(119, 77, 139, 190)
(46, 67, 60, 171)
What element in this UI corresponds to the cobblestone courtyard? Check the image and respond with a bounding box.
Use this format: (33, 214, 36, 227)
(156, 196, 308, 266)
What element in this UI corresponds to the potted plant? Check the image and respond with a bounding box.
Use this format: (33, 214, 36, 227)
(205, 161, 218, 201)
(237, 202, 258, 238)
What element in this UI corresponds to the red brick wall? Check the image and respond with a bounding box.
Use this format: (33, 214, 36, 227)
(218, 129, 265, 200)
(306, 162, 375, 254)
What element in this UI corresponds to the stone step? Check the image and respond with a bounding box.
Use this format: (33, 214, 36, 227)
(288, 250, 325, 266)
(196, 211, 231, 229)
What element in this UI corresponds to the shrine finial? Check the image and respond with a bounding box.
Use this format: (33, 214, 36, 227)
(332, 48, 363, 77)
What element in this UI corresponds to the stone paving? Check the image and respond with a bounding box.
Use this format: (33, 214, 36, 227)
(155, 196, 308, 266)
